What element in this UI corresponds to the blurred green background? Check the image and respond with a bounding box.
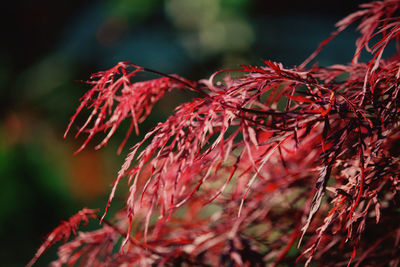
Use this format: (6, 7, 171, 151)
(1, 0, 367, 265)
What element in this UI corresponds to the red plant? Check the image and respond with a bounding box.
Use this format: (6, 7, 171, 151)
(30, 1, 400, 266)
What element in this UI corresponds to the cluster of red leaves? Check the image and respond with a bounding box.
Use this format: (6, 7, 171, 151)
(27, 208, 99, 267)
(64, 61, 195, 155)
(31, 1, 400, 266)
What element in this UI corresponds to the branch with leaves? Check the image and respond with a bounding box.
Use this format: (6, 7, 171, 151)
(30, 1, 400, 266)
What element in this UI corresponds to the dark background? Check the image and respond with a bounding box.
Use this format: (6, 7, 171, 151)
(0, 0, 368, 265)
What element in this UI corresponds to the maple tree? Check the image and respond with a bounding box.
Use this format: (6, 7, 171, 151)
(29, 0, 400, 266)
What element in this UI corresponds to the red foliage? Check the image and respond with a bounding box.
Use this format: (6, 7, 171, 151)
(30, 1, 400, 266)
(27, 208, 99, 267)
